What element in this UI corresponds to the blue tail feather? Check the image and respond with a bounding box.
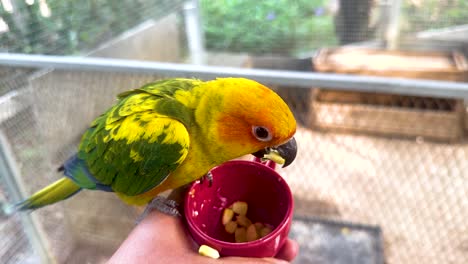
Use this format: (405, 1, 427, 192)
(62, 154, 114, 192)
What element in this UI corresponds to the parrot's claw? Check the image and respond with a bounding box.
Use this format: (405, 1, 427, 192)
(199, 171, 213, 187)
(136, 196, 181, 224)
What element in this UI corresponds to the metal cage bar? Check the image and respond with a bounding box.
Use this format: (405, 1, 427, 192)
(0, 132, 53, 263)
(0, 53, 467, 99)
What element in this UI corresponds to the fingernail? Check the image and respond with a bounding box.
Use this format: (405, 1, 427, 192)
(263, 258, 288, 264)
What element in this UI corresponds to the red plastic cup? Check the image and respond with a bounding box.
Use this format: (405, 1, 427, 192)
(184, 158, 294, 258)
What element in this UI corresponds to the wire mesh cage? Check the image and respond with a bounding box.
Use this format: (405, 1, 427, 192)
(0, 0, 468, 264)
(0, 0, 186, 55)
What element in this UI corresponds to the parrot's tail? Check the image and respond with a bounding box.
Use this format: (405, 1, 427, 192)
(15, 178, 82, 211)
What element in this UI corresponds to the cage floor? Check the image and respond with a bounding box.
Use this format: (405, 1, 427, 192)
(290, 216, 383, 264)
(282, 126, 468, 264)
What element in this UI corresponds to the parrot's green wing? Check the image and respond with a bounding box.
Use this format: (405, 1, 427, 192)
(77, 79, 199, 196)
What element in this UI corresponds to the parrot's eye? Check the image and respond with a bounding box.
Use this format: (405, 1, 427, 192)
(252, 126, 272, 142)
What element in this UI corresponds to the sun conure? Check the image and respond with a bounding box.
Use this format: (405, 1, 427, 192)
(16, 77, 297, 210)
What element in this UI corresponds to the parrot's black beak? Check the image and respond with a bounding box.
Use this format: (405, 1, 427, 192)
(252, 137, 297, 168)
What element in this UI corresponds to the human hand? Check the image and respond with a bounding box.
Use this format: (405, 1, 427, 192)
(108, 210, 299, 263)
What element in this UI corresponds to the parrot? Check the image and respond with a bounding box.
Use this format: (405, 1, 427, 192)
(15, 77, 297, 214)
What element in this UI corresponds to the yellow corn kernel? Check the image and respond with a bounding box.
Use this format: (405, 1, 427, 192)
(235, 227, 247, 243)
(246, 224, 258, 242)
(222, 208, 234, 225)
(232, 201, 248, 216)
(263, 151, 285, 165)
(224, 221, 237, 234)
(236, 215, 252, 227)
(260, 226, 273, 238)
(254, 222, 264, 232)
(198, 245, 220, 259)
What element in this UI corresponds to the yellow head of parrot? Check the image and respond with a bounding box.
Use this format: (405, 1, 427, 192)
(200, 78, 297, 167)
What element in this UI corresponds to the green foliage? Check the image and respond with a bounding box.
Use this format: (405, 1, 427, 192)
(3, 0, 466, 56)
(402, 0, 468, 32)
(200, 0, 337, 55)
(0, 0, 184, 55)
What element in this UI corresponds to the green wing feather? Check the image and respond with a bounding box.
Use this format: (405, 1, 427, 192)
(78, 79, 199, 196)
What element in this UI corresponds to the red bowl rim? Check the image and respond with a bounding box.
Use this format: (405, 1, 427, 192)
(184, 159, 294, 249)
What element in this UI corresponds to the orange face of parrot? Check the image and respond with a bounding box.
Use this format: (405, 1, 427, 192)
(205, 78, 297, 167)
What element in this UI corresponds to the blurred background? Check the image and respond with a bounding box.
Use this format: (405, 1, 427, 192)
(0, 0, 467, 263)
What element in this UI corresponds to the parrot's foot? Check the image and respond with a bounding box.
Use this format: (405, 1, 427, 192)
(199, 171, 213, 187)
(136, 196, 181, 224)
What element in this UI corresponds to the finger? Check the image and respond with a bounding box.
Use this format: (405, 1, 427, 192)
(209, 256, 289, 264)
(275, 238, 299, 261)
(141, 210, 196, 251)
(108, 211, 194, 263)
